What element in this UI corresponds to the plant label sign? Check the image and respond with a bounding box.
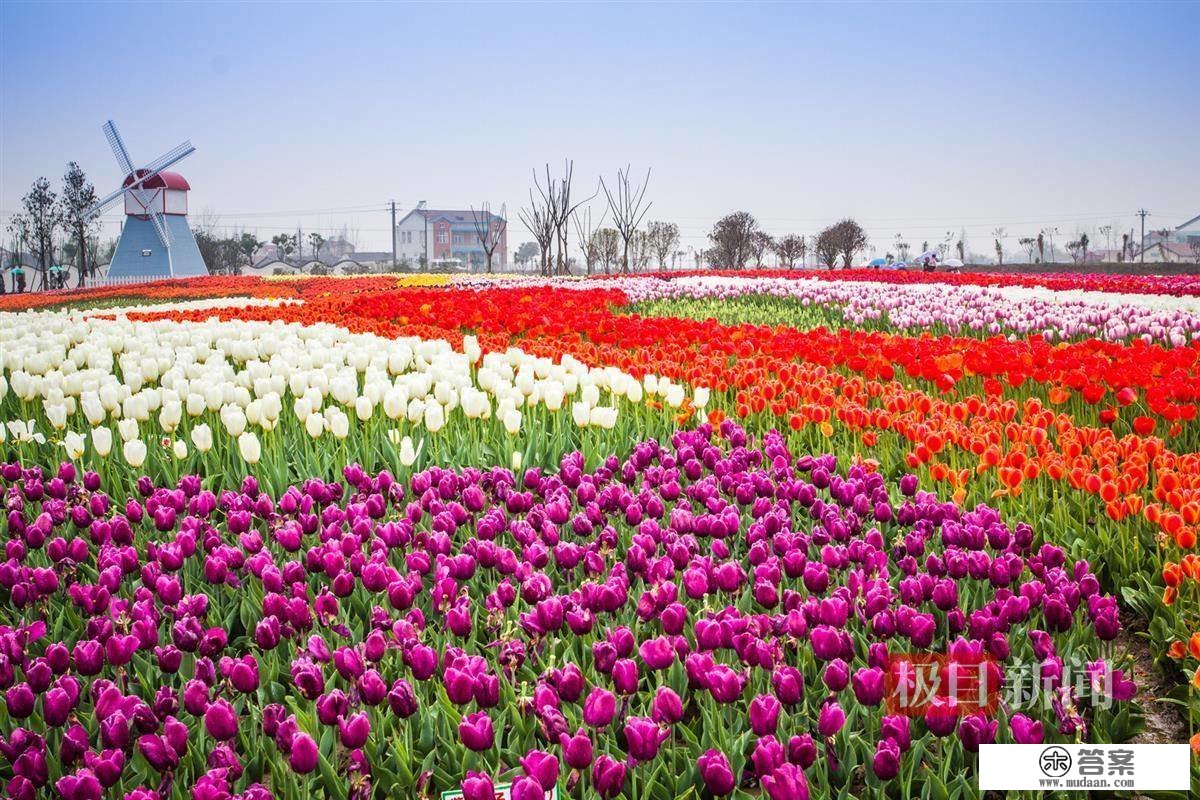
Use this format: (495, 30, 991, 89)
(441, 784, 558, 800)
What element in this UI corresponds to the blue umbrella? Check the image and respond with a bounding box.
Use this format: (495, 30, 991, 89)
(867, 258, 887, 267)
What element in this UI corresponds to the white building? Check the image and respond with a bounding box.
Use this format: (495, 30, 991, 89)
(394, 201, 507, 270)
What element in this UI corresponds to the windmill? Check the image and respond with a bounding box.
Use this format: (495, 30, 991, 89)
(84, 120, 207, 280)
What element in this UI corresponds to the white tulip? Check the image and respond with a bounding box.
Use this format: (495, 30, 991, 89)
(117, 418, 139, 443)
(172, 439, 188, 459)
(502, 408, 522, 436)
(221, 406, 247, 437)
(355, 396, 374, 422)
(191, 423, 213, 453)
(329, 410, 350, 440)
(123, 438, 147, 468)
(63, 430, 85, 459)
(424, 402, 445, 434)
(82, 395, 106, 426)
(399, 436, 417, 466)
(305, 412, 325, 439)
(543, 380, 565, 412)
(237, 431, 261, 464)
(693, 387, 711, 409)
(511, 450, 523, 471)
(92, 426, 113, 457)
(46, 404, 67, 430)
(572, 401, 591, 427)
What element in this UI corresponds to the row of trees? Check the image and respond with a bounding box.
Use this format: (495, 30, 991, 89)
(5, 165, 105, 290)
(707, 213, 867, 270)
(516, 162, 680, 276)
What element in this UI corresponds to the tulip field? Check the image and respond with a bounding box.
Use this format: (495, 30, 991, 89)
(2, 269, 1200, 800)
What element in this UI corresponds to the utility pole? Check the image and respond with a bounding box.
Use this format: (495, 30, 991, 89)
(390, 200, 397, 270)
(296, 225, 302, 262)
(1137, 208, 1148, 262)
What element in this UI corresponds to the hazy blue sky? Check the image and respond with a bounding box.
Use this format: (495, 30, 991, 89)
(2, 1, 1197, 257)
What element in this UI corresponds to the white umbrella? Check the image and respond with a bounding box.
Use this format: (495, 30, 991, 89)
(915, 250, 938, 262)
(943, 258, 964, 268)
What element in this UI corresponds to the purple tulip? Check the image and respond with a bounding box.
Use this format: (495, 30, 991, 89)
(697, 749, 735, 796)
(611, 658, 638, 695)
(582, 687, 616, 728)
(762, 763, 809, 800)
(706, 664, 746, 703)
(54, 770, 103, 800)
(338, 712, 370, 748)
(817, 702, 845, 738)
(204, 699, 238, 741)
(591, 754, 627, 799)
(1009, 713, 1044, 744)
(880, 715, 911, 751)
(624, 716, 666, 762)
(924, 696, 959, 737)
(822, 659, 849, 692)
(872, 738, 901, 780)
(559, 728, 594, 769)
(520, 749, 560, 790)
(387, 679, 418, 717)
(509, 776, 545, 800)
(651, 687, 683, 725)
(461, 772, 495, 800)
(288, 732, 319, 774)
(772, 666, 804, 706)
(749, 693, 781, 736)
(459, 712, 495, 751)
(958, 713, 998, 752)
(851, 667, 886, 706)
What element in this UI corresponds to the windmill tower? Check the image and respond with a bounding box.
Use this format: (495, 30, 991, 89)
(84, 121, 207, 280)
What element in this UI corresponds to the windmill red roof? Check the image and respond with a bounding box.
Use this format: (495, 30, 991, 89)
(122, 170, 190, 191)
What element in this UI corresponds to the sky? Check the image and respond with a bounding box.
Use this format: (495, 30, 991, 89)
(2, 0, 1198, 259)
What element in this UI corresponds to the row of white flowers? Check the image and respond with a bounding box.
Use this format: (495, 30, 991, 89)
(0, 309, 706, 467)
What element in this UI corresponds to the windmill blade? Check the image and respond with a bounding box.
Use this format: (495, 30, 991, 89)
(103, 120, 135, 176)
(138, 141, 195, 180)
(82, 185, 128, 221)
(150, 211, 173, 249)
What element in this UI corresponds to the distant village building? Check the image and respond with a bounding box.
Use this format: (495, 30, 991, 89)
(1134, 241, 1199, 263)
(393, 202, 507, 271)
(1137, 213, 1200, 262)
(1143, 213, 1200, 247)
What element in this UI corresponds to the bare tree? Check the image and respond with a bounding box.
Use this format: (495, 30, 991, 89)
(1190, 239, 1200, 263)
(471, 202, 507, 274)
(1018, 237, 1037, 263)
(1036, 232, 1045, 263)
(629, 230, 653, 271)
(519, 190, 556, 276)
(593, 228, 621, 274)
(600, 166, 652, 273)
(815, 226, 840, 269)
(58, 162, 99, 287)
(991, 227, 1007, 265)
(646, 221, 680, 271)
(572, 205, 607, 275)
(1066, 239, 1085, 263)
(893, 234, 911, 263)
(7, 177, 60, 290)
(773, 234, 806, 268)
